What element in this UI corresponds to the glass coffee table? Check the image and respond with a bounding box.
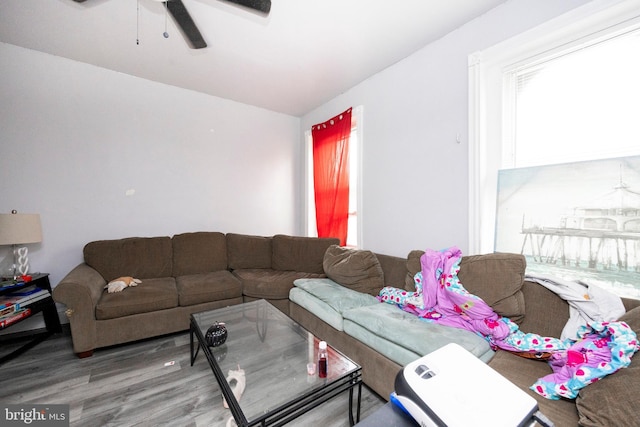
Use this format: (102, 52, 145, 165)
(190, 299, 362, 426)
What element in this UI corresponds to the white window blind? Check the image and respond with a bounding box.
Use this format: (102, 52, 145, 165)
(509, 27, 640, 168)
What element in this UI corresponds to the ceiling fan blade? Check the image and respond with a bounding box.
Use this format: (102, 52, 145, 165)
(166, 0, 207, 49)
(220, 0, 271, 14)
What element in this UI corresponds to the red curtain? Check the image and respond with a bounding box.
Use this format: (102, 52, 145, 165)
(312, 107, 352, 246)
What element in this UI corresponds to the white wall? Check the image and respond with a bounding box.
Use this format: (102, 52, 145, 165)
(0, 42, 300, 289)
(0, 0, 595, 290)
(301, 0, 590, 258)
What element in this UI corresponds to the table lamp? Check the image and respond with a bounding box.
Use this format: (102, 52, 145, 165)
(0, 210, 42, 278)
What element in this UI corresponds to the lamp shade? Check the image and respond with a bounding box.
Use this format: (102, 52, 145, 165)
(0, 213, 43, 245)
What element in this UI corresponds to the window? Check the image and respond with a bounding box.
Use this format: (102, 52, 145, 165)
(506, 26, 640, 169)
(306, 106, 363, 247)
(470, 1, 640, 298)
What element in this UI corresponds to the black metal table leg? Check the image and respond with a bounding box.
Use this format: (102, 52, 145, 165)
(356, 381, 362, 423)
(348, 375, 362, 426)
(190, 321, 200, 366)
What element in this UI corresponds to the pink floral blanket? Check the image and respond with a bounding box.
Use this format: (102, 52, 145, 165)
(378, 246, 638, 399)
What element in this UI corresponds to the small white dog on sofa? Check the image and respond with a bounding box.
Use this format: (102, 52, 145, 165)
(105, 276, 141, 293)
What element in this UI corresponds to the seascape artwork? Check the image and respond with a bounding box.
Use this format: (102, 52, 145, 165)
(495, 156, 640, 299)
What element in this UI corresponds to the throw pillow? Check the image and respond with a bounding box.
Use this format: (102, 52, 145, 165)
(323, 245, 384, 295)
(576, 306, 640, 427)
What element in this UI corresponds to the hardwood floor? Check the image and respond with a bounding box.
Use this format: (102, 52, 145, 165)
(0, 330, 385, 426)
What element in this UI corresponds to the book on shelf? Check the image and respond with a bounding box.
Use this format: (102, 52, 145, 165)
(0, 308, 32, 328)
(19, 292, 51, 307)
(0, 280, 26, 292)
(0, 289, 50, 310)
(0, 304, 17, 317)
(6, 285, 42, 297)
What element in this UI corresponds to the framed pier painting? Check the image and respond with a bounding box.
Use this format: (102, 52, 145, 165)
(495, 155, 640, 299)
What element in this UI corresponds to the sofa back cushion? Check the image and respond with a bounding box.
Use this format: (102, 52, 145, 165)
(227, 233, 272, 270)
(405, 250, 526, 322)
(375, 253, 408, 288)
(272, 234, 339, 274)
(172, 232, 227, 276)
(518, 281, 569, 336)
(405, 249, 424, 290)
(458, 253, 526, 323)
(84, 236, 172, 281)
(323, 245, 385, 295)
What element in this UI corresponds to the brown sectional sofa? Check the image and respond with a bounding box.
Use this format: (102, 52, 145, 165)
(54, 234, 640, 426)
(52, 232, 338, 357)
(288, 248, 640, 427)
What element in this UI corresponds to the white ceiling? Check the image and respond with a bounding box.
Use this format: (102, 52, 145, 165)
(0, 0, 507, 116)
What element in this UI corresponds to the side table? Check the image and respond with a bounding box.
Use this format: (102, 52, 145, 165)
(0, 274, 62, 364)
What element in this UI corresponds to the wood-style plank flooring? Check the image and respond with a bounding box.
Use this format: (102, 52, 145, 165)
(0, 330, 385, 426)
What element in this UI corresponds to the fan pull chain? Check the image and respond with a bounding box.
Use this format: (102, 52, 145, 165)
(163, 2, 169, 38)
(136, 0, 140, 45)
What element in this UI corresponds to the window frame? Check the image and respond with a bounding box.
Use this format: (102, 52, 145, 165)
(468, 0, 640, 254)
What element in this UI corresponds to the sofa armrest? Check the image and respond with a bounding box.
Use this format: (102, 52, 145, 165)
(52, 263, 106, 355)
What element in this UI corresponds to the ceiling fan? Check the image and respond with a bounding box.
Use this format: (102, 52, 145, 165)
(72, 0, 272, 49)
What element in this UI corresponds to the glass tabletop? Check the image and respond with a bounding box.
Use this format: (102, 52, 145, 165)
(191, 300, 360, 424)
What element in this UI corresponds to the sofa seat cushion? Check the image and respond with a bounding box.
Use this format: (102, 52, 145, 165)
(176, 271, 242, 306)
(488, 350, 579, 426)
(575, 306, 640, 427)
(235, 269, 325, 300)
(289, 278, 380, 331)
(96, 277, 178, 320)
(342, 303, 494, 367)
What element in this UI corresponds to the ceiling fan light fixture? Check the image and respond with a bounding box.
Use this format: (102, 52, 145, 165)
(77, 0, 271, 49)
